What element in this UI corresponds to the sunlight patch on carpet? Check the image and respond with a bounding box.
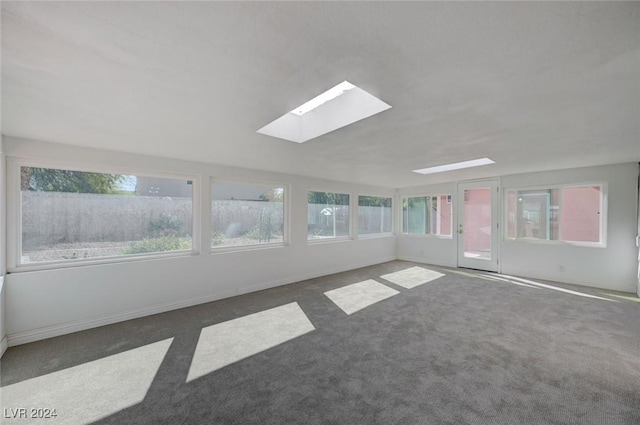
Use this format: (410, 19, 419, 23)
(324, 279, 399, 315)
(0, 338, 173, 425)
(186, 302, 315, 382)
(496, 274, 618, 302)
(380, 266, 444, 289)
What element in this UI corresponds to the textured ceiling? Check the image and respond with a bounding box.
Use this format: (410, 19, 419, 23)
(2, 1, 639, 188)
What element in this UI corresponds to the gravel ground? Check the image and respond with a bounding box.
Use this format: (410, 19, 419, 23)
(22, 241, 135, 263)
(22, 236, 285, 263)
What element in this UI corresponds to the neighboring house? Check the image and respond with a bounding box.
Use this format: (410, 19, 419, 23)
(135, 177, 193, 198)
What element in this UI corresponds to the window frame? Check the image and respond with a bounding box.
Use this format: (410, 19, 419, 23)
(307, 190, 352, 243)
(400, 193, 453, 239)
(7, 158, 200, 272)
(209, 178, 289, 253)
(356, 194, 394, 238)
(503, 182, 607, 248)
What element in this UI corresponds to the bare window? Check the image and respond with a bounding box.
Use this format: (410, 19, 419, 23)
(506, 185, 602, 244)
(358, 196, 392, 235)
(211, 182, 285, 248)
(402, 195, 452, 237)
(308, 192, 350, 240)
(20, 167, 193, 265)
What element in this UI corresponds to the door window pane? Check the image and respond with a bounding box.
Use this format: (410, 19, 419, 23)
(463, 188, 492, 260)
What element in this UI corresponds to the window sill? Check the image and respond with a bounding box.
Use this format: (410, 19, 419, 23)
(210, 242, 286, 254)
(503, 238, 606, 248)
(307, 236, 352, 245)
(9, 250, 198, 273)
(356, 233, 395, 240)
(399, 233, 453, 240)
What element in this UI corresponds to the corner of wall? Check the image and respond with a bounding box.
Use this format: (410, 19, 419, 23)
(1, 137, 7, 356)
(0, 276, 6, 357)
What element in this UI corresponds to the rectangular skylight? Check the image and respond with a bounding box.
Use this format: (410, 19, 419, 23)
(290, 81, 355, 116)
(413, 158, 495, 175)
(257, 81, 391, 143)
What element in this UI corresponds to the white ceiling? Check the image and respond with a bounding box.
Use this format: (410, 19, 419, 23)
(2, 1, 639, 188)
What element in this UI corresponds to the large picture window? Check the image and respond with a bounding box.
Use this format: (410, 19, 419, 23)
(506, 185, 603, 244)
(358, 196, 392, 235)
(402, 195, 452, 237)
(308, 191, 350, 240)
(211, 182, 285, 248)
(19, 166, 194, 265)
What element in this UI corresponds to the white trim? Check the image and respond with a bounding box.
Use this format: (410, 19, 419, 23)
(307, 236, 352, 245)
(6, 255, 397, 347)
(210, 242, 287, 254)
(399, 232, 453, 239)
(1, 336, 7, 357)
(9, 250, 197, 273)
(395, 255, 457, 269)
(356, 232, 395, 240)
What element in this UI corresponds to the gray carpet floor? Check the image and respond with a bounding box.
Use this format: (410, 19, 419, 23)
(1, 260, 639, 425)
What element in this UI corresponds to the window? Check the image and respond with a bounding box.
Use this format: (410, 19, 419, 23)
(19, 166, 194, 265)
(308, 191, 350, 240)
(506, 185, 603, 244)
(358, 196, 392, 235)
(402, 195, 452, 237)
(211, 182, 285, 248)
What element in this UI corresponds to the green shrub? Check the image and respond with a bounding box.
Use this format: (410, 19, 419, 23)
(148, 213, 183, 237)
(123, 236, 191, 255)
(211, 230, 225, 246)
(246, 224, 281, 242)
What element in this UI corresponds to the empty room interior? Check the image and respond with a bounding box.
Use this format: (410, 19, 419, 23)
(0, 2, 639, 424)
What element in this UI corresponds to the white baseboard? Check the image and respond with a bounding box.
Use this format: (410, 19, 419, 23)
(237, 255, 398, 296)
(396, 255, 457, 269)
(1, 336, 8, 357)
(499, 266, 636, 293)
(7, 256, 397, 347)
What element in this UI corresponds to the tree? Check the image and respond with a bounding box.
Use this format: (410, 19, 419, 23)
(21, 167, 124, 194)
(308, 191, 349, 205)
(258, 188, 284, 202)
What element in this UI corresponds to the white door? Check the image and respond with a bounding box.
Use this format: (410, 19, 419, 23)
(457, 180, 499, 272)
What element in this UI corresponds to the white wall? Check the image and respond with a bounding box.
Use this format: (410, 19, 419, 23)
(396, 182, 457, 268)
(3, 137, 396, 346)
(1, 135, 7, 355)
(397, 163, 639, 293)
(500, 163, 638, 292)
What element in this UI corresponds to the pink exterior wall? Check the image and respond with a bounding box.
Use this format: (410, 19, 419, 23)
(439, 195, 452, 236)
(560, 186, 600, 242)
(464, 188, 491, 252)
(507, 191, 516, 238)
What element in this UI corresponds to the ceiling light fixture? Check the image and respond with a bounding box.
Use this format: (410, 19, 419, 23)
(290, 81, 355, 116)
(412, 158, 495, 175)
